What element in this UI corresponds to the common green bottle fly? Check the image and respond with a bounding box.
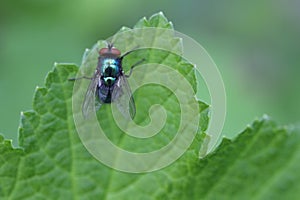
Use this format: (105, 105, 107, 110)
(70, 43, 144, 119)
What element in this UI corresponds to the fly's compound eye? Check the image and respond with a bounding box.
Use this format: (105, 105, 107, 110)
(99, 47, 121, 56)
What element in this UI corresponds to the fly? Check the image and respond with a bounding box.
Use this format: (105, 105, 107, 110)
(70, 43, 144, 119)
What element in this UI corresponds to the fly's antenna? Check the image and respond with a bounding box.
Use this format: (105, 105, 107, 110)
(107, 41, 114, 50)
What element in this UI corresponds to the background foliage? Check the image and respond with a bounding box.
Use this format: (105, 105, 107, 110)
(1, 1, 299, 145)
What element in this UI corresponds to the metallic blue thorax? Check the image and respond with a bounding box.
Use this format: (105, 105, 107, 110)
(100, 58, 121, 86)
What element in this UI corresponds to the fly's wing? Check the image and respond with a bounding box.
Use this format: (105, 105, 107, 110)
(82, 75, 101, 119)
(112, 75, 136, 120)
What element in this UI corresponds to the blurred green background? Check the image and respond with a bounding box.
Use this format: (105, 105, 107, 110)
(1, 0, 299, 146)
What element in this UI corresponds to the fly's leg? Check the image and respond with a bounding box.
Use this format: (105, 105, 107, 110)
(68, 76, 93, 81)
(119, 46, 140, 59)
(125, 58, 146, 78)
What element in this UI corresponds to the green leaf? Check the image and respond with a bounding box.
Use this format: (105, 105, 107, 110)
(166, 118, 300, 199)
(1, 12, 300, 200)
(0, 12, 206, 199)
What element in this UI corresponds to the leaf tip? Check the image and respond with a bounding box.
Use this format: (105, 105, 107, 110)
(0, 135, 14, 150)
(35, 85, 40, 91)
(149, 11, 168, 21)
(133, 16, 148, 28)
(158, 11, 165, 16)
(262, 114, 270, 121)
(199, 134, 211, 158)
(120, 26, 130, 31)
(168, 21, 174, 29)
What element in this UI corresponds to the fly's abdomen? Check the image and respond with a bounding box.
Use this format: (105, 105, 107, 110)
(97, 84, 113, 103)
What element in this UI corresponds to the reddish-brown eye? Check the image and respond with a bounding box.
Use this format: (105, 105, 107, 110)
(110, 48, 121, 56)
(99, 48, 109, 55)
(99, 48, 121, 56)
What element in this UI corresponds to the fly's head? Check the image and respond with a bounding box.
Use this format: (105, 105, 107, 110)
(99, 43, 121, 58)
